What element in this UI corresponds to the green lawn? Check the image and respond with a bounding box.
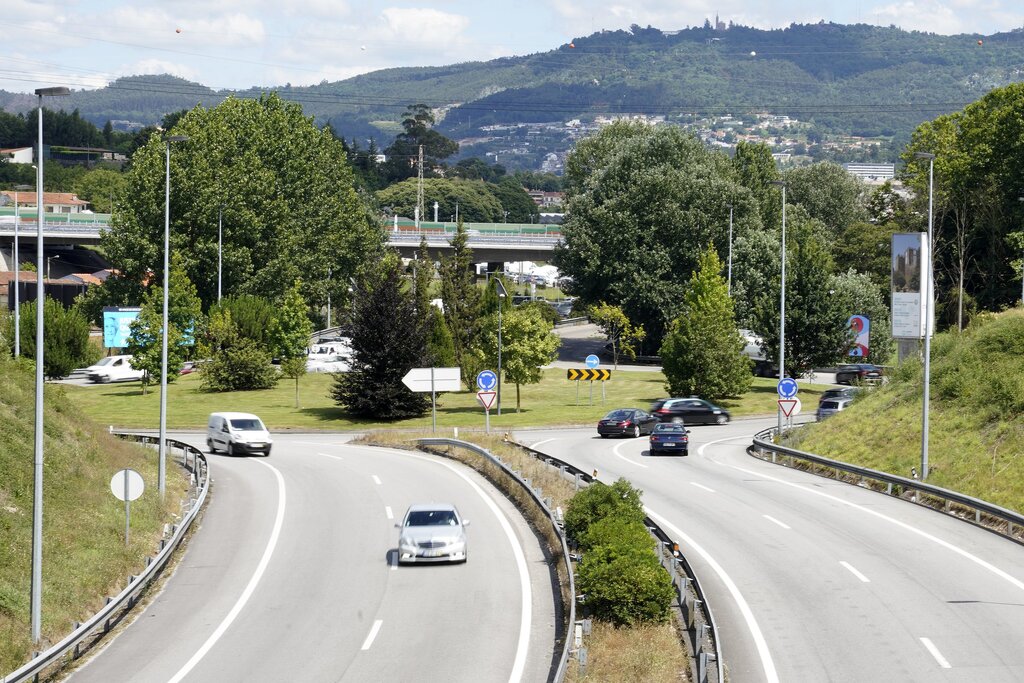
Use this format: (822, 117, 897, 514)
(63, 370, 835, 431)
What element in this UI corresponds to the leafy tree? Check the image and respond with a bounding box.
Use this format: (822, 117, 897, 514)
(832, 220, 899, 294)
(72, 168, 127, 214)
(452, 157, 506, 183)
(731, 141, 781, 232)
(830, 270, 895, 364)
(331, 255, 429, 419)
(382, 104, 459, 183)
(412, 234, 435, 324)
(272, 280, 314, 407)
(213, 294, 278, 349)
(729, 229, 780, 328)
(784, 161, 868, 236)
(588, 302, 646, 368)
(377, 177, 503, 223)
(200, 309, 278, 392)
(866, 180, 907, 224)
(101, 93, 383, 313)
(126, 303, 183, 395)
(660, 247, 751, 400)
(165, 251, 203, 356)
(11, 298, 93, 379)
(489, 177, 540, 223)
(472, 305, 559, 412)
(439, 220, 480, 388)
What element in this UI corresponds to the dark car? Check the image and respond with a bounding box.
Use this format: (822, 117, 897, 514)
(835, 364, 883, 385)
(651, 398, 731, 425)
(597, 408, 659, 438)
(648, 423, 690, 455)
(818, 386, 859, 404)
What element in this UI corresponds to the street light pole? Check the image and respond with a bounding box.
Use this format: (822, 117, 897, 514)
(915, 152, 935, 480)
(495, 277, 508, 416)
(770, 181, 787, 436)
(1019, 197, 1024, 306)
(159, 135, 189, 499)
(217, 205, 223, 303)
(31, 84, 69, 645)
(726, 203, 734, 296)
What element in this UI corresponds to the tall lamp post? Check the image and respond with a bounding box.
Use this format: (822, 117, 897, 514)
(495, 277, 508, 415)
(726, 202, 734, 296)
(217, 205, 223, 303)
(31, 84, 69, 645)
(1019, 197, 1024, 306)
(770, 181, 787, 437)
(159, 134, 189, 499)
(915, 152, 935, 480)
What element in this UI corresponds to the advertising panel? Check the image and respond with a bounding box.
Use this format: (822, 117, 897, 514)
(848, 315, 870, 357)
(891, 232, 931, 339)
(102, 307, 141, 348)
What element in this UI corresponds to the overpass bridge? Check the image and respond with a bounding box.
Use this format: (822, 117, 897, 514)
(0, 212, 562, 263)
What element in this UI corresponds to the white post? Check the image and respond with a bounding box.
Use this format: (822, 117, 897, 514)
(13, 191, 20, 356)
(727, 204, 734, 296)
(217, 205, 222, 303)
(919, 153, 935, 480)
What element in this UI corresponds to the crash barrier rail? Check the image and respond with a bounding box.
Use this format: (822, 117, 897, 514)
(750, 428, 1024, 544)
(553, 316, 588, 328)
(416, 437, 576, 682)
(2, 435, 210, 683)
(513, 442, 723, 683)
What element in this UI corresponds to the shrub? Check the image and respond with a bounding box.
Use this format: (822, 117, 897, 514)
(201, 338, 278, 391)
(564, 478, 645, 542)
(578, 515, 656, 553)
(576, 534, 674, 626)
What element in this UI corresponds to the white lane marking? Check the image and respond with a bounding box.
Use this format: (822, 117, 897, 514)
(319, 452, 344, 461)
(613, 440, 648, 468)
(646, 508, 779, 683)
(385, 505, 393, 520)
(840, 561, 870, 583)
(698, 436, 1024, 595)
(920, 637, 951, 668)
(530, 438, 556, 449)
(390, 551, 398, 571)
(372, 475, 382, 485)
(361, 619, 384, 650)
(168, 459, 286, 683)
(690, 482, 716, 493)
(390, 449, 532, 683)
(762, 515, 791, 530)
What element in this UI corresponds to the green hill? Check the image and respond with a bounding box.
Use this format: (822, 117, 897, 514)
(791, 308, 1024, 513)
(0, 355, 187, 674)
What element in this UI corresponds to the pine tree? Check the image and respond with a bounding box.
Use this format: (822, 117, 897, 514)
(331, 255, 430, 419)
(660, 246, 751, 400)
(439, 219, 480, 388)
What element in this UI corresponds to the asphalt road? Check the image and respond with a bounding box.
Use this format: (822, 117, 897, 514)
(69, 433, 558, 683)
(516, 419, 1024, 682)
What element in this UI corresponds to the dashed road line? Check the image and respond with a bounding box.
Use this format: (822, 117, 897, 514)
(840, 561, 870, 583)
(919, 637, 951, 668)
(762, 514, 791, 530)
(361, 620, 384, 650)
(690, 482, 716, 493)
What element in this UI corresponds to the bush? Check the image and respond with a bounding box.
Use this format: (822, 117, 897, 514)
(201, 338, 278, 391)
(563, 478, 645, 542)
(9, 299, 93, 378)
(578, 514, 656, 553)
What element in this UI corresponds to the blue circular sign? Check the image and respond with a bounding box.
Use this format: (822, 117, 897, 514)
(585, 354, 600, 369)
(777, 377, 798, 398)
(476, 370, 497, 391)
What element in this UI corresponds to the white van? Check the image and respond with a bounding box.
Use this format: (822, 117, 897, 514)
(207, 412, 273, 456)
(86, 355, 146, 383)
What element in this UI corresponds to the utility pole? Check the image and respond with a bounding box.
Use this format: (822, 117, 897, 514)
(416, 144, 425, 229)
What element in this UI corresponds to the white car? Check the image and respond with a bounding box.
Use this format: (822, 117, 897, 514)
(86, 355, 145, 383)
(396, 503, 469, 564)
(206, 412, 273, 456)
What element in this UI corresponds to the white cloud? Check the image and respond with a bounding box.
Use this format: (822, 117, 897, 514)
(379, 7, 470, 42)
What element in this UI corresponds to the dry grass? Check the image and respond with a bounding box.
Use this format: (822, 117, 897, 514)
(565, 620, 689, 682)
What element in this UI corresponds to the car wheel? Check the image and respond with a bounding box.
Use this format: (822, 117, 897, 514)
(716, 414, 728, 425)
(632, 425, 640, 438)
(227, 442, 235, 456)
(263, 448, 271, 457)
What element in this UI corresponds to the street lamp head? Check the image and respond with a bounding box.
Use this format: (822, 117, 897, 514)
(165, 135, 189, 143)
(35, 86, 70, 97)
(769, 180, 786, 187)
(914, 152, 935, 160)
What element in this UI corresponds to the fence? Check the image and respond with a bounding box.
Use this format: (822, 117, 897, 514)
(2, 436, 209, 683)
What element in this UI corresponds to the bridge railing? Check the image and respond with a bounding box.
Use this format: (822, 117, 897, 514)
(1, 435, 209, 683)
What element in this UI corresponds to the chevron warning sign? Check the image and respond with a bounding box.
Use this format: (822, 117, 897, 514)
(567, 368, 611, 381)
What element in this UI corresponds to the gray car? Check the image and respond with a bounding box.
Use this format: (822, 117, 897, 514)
(396, 503, 469, 564)
(816, 397, 854, 421)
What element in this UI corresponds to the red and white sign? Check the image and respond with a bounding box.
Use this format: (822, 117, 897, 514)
(477, 390, 497, 411)
(778, 398, 801, 417)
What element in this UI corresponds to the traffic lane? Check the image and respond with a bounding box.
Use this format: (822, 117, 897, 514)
(333, 445, 553, 683)
(521, 425, 1024, 681)
(69, 435, 290, 683)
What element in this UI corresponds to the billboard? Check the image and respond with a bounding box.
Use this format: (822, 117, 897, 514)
(891, 233, 931, 339)
(848, 315, 870, 357)
(102, 307, 141, 348)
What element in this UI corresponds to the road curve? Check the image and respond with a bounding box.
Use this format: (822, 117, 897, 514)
(519, 418, 1024, 682)
(69, 433, 557, 683)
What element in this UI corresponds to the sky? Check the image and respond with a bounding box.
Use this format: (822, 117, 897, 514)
(3, 0, 1023, 94)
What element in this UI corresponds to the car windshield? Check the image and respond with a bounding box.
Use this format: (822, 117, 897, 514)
(230, 418, 264, 431)
(604, 410, 632, 420)
(406, 510, 458, 526)
(94, 357, 116, 367)
(821, 401, 840, 409)
(655, 424, 685, 433)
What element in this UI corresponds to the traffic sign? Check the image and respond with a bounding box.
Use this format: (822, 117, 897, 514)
(110, 469, 144, 501)
(477, 390, 497, 410)
(402, 367, 461, 392)
(585, 354, 600, 369)
(778, 398, 802, 417)
(777, 377, 798, 399)
(567, 368, 611, 381)
(476, 369, 497, 391)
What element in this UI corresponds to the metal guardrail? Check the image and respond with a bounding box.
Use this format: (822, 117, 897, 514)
(417, 438, 576, 682)
(513, 442, 723, 683)
(2, 435, 210, 683)
(750, 428, 1024, 543)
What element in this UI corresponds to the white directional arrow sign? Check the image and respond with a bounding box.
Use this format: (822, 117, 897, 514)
(402, 367, 462, 393)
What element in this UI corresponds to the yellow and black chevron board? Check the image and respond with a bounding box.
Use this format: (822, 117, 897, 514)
(566, 368, 611, 381)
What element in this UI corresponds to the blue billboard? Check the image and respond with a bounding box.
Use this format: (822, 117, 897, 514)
(102, 307, 141, 348)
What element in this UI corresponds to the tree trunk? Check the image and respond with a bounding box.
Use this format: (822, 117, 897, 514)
(516, 382, 521, 413)
(294, 376, 300, 408)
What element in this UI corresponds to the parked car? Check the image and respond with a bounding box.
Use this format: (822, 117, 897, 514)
(86, 355, 145, 383)
(206, 412, 273, 456)
(816, 397, 854, 421)
(651, 398, 731, 425)
(835, 363, 884, 385)
(597, 408, 659, 438)
(395, 503, 469, 564)
(179, 361, 198, 375)
(648, 423, 690, 455)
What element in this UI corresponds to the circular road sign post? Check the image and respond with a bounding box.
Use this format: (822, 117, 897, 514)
(476, 369, 497, 392)
(110, 468, 145, 546)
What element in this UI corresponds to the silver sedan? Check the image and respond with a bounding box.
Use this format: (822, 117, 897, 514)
(396, 503, 469, 564)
